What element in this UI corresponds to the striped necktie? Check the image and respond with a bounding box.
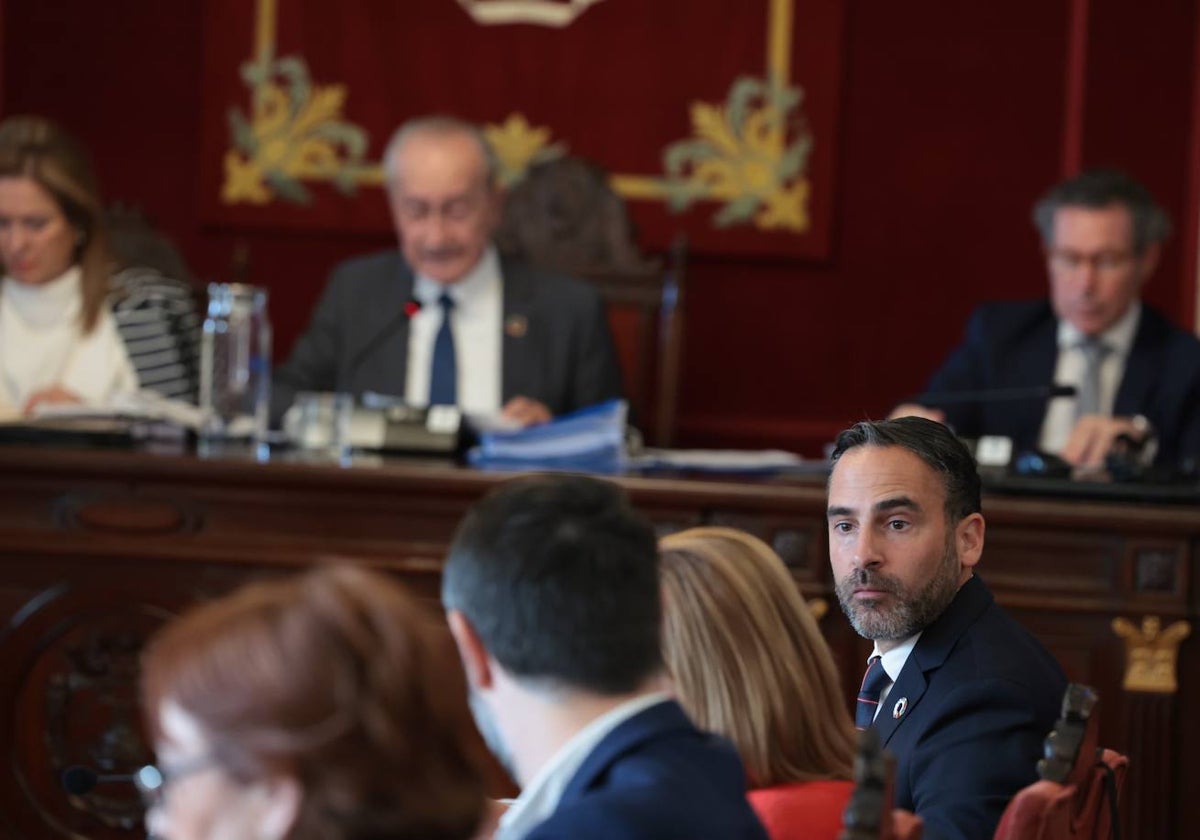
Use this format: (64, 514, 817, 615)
(856, 655, 889, 730)
(1074, 337, 1111, 420)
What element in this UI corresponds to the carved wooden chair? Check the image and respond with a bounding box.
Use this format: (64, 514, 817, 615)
(496, 155, 686, 446)
(839, 727, 924, 840)
(992, 683, 1129, 840)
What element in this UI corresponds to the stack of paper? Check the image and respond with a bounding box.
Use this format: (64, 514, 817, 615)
(468, 399, 628, 472)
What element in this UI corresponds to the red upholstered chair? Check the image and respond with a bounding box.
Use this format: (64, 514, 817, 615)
(992, 684, 1129, 840)
(839, 728, 923, 840)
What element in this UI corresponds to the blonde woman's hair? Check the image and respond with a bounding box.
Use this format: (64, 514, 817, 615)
(0, 115, 110, 333)
(659, 526, 856, 787)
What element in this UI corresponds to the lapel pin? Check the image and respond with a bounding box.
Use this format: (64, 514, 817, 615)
(505, 315, 528, 338)
(893, 697, 908, 719)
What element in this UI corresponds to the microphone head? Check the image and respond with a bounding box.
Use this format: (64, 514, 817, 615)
(61, 765, 99, 795)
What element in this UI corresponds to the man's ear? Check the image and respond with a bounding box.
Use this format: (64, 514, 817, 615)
(1135, 241, 1161, 288)
(956, 513, 985, 573)
(447, 609, 494, 690)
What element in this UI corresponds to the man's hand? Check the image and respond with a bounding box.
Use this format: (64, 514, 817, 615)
(1060, 415, 1149, 467)
(22, 386, 83, 416)
(500, 396, 552, 428)
(889, 403, 947, 424)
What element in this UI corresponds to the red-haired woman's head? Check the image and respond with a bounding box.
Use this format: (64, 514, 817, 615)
(139, 564, 488, 840)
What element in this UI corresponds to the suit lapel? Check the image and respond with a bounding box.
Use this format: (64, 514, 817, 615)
(874, 666, 928, 746)
(1115, 307, 1158, 416)
(348, 257, 414, 397)
(875, 577, 994, 747)
(1005, 310, 1058, 445)
(500, 260, 537, 404)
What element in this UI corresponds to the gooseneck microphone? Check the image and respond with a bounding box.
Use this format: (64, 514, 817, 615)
(910, 384, 1076, 406)
(61, 765, 136, 795)
(343, 298, 424, 383)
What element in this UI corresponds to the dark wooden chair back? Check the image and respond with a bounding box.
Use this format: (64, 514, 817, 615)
(840, 727, 923, 840)
(496, 156, 686, 445)
(993, 683, 1130, 840)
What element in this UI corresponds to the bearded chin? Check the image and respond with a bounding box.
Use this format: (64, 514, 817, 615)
(837, 540, 963, 642)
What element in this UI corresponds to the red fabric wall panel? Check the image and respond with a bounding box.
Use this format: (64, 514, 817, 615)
(3, 1, 1197, 454)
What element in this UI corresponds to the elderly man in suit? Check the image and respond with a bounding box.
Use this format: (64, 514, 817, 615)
(827, 417, 1066, 840)
(442, 475, 768, 840)
(893, 169, 1200, 468)
(273, 115, 623, 426)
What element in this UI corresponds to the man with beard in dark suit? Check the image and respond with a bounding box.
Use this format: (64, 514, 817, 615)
(827, 417, 1066, 840)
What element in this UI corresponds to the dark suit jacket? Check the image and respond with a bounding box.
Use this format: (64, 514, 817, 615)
(524, 700, 768, 840)
(272, 250, 624, 420)
(923, 300, 1200, 465)
(872, 576, 1065, 840)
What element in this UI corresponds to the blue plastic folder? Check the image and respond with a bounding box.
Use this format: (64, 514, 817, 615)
(467, 399, 627, 473)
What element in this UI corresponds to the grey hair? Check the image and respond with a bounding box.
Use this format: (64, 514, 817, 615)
(1031, 168, 1171, 254)
(382, 115, 499, 194)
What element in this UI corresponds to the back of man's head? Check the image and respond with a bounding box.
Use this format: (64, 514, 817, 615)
(442, 475, 661, 695)
(1032, 168, 1171, 254)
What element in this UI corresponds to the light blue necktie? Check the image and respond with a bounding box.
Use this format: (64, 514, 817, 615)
(1075, 338, 1111, 419)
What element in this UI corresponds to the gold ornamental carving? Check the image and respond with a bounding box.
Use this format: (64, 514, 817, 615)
(1111, 615, 1191, 694)
(223, 0, 814, 232)
(483, 114, 566, 187)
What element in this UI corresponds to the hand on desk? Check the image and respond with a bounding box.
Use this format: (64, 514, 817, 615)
(501, 396, 552, 428)
(22, 386, 83, 416)
(1061, 415, 1150, 467)
(889, 403, 947, 424)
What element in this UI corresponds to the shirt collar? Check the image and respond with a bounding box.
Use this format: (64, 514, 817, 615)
(871, 632, 922, 684)
(413, 245, 500, 310)
(1056, 300, 1141, 358)
(1, 266, 83, 328)
(496, 692, 672, 840)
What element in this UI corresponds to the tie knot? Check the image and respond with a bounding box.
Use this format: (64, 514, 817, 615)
(1078, 336, 1111, 361)
(855, 656, 889, 730)
(438, 292, 455, 312)
(862, 656, 888, 692)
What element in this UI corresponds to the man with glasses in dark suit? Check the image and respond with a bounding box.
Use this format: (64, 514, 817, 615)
(893, 169, 1200, 469)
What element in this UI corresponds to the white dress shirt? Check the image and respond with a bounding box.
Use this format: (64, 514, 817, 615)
(868, 633, 922, 723)
(496, 693, 672, 840)
(404, 246, 503, 416)
(1038, 302, 1141, 453)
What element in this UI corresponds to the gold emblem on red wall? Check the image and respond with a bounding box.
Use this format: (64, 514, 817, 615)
(221, 0, 813, 233)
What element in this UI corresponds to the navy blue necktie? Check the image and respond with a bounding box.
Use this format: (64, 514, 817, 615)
(856, 655, 888, 730)
(428, 293, 457, 406)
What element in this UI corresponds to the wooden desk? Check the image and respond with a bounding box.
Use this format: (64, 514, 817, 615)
(0, 446, 1192, 838)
